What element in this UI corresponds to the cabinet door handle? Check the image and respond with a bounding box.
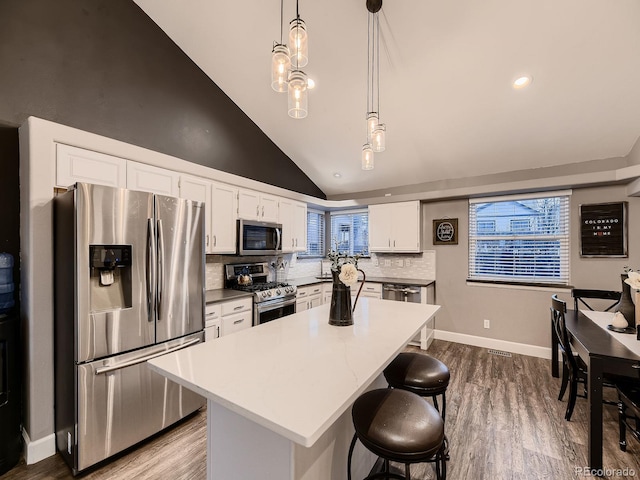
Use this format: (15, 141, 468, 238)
(234, 305, 244, 311)
(394, 240, 396, 247)
(388, 239, 390, 247)
(262, 206, 265, 217)
(206, 234, 210, 247)
(256, 205, 260, 216)
(213, 235, 217, 247)
(233, 318, 244, 325)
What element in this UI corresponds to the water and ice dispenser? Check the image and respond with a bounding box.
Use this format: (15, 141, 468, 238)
(89, 245, 132, 312)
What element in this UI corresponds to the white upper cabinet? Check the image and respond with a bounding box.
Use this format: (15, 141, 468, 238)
(237, 188, 279, 223)
(56, 144, 127, 189)
(127, 162, 179, 196)
(280, 199, 307, 253)
(210, 181, 238, 254)
(369, 201, 421, 253)
(179, 175, 213, 253)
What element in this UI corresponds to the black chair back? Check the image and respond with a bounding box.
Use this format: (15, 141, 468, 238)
(551, 295, 579, 374)
(572, 288, 621, 312)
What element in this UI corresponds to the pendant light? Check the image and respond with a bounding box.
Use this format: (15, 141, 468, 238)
(288, 70, 308, 119)
(362, 0, 384, 169)
(362, 143, 374, 170)
(271, 0, 311, 118)
(271, 0, 290, 92)
(289, 0, 308, 68)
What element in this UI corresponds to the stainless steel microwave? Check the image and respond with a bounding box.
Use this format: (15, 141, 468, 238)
(237, 219, 282, 255)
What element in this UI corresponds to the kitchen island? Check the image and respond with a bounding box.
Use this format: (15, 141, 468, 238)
(148, 298, 440, 480)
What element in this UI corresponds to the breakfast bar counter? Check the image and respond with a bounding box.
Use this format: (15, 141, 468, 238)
(148, 298, 440, 479)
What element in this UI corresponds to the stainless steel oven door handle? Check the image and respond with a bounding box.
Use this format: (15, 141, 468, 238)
(94, 338, 201, 375)
(256, 296, 297, 313)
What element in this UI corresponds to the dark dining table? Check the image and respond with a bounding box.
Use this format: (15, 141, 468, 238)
(551, 309, 640, 472)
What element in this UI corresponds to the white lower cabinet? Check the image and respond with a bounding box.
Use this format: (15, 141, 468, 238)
(296, 284, 322, 311)
(355, 282, 382, 299)
(217, 297, 253, 337)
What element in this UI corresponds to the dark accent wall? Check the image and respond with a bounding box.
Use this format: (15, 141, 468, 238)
(0, 126, 20, 303)
(0, 0, 325, 199)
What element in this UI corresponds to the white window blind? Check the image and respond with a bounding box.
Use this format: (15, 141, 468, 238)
(300, 209, 325, 257)
(329, 210, 369, 255)
(468, 192, 570, 285)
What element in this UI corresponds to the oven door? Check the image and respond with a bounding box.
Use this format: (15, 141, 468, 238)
(255, 297, 296, 325)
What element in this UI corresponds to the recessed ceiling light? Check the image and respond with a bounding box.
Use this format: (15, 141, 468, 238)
(333, 172, 342, 178)
(513, 75, 533, 89)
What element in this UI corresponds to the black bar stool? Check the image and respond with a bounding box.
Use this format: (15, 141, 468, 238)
(347, 388, 446, 480)
(383, 352, 450, 420)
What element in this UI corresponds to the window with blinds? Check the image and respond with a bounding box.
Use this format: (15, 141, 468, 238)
(299, 209, 325, 257)
(329, 210, 369, 256)
(468, 191, 571, 285)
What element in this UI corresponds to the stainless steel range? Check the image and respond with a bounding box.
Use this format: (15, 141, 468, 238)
(225, 263, 297, 325)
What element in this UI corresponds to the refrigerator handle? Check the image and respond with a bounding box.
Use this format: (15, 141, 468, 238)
(157, 219, 164, 320)
(94, 338, 201, 375)
(147, 218, 156, 323)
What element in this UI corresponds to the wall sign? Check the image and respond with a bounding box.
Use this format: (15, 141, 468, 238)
(579, 202, 628, 257)
(433, 218, 458, 245)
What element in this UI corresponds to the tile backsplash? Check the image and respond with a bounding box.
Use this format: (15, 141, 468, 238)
(287, 250, 436, 281)
(205, 251, 436, 290)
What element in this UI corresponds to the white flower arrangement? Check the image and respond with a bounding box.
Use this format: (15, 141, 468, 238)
(625, 270, 640, 291)
(338, 263, 359, 287)
(327, 248, 361, 287)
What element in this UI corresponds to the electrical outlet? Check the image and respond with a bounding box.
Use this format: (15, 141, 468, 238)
(484, 319, 490, 329)
(373, 257, 379, 267)
(395, 259, 404, 267)
(405, 259, 411, 268)
(384, 259, 391, 267)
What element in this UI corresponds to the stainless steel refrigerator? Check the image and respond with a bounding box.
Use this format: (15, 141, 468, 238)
(54, 183, 205, 474)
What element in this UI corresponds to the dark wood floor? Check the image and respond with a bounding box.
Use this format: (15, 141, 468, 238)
(5, 340, 640, 479)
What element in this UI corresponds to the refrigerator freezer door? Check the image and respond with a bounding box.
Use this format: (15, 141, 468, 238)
(154, 195, 204, 344)
(74, 333, 205, 473)
(75, 184, 155, 362)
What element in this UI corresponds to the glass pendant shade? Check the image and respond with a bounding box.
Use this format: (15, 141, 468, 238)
(372, 123, 386, 152)
(289, 18, 308, 67)
(288, 70, 308, 119)
(271, 44, 291, 93)
(362, 144, 374, 170)
(366, 112, 379, 140)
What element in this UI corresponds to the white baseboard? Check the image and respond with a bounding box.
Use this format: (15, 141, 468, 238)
(22, 428, 56, 464)
(434, 330, 552, 359)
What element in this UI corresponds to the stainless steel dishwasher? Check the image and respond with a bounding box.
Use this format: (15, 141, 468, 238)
(382, 284, 422, 303)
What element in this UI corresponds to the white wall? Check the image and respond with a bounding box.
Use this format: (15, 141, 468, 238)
(424, 184, 640, 348)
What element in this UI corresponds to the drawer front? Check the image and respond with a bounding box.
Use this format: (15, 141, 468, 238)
(361, 283, 382, 294)
(205, 303, 222, 318)
(222, 311, 252, 336)
(221, 298, 252, 316)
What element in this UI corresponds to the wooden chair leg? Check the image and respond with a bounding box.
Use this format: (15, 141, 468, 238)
(558, 361, 569, 401)
(619, 401, 628, 452)
(565, 376, 578, 421)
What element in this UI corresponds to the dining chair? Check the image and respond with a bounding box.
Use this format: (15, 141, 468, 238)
(572, 288, 621, 313)
(551, 294, 587, 420)
(616, 380, 640, 451)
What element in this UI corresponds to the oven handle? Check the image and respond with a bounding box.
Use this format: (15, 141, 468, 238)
(256, 296, 297, 313)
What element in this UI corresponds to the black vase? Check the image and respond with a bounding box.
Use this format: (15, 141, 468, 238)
(329, 270, 353, 326)
(615, 273, 636, 331)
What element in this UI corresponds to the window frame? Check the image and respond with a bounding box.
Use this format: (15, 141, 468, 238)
(468, 190, 571, 286)
(298, 208, 326, 258)
(329, 209, 370, 256)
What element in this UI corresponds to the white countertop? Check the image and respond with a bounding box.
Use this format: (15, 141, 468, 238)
(148, 297, 440, 447)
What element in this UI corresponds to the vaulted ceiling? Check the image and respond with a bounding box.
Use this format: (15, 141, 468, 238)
(134, 0, 640, 198)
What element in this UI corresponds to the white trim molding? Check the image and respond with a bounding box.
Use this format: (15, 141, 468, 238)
(22, 428, 56, 465)
(434, 329, 552, 359)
